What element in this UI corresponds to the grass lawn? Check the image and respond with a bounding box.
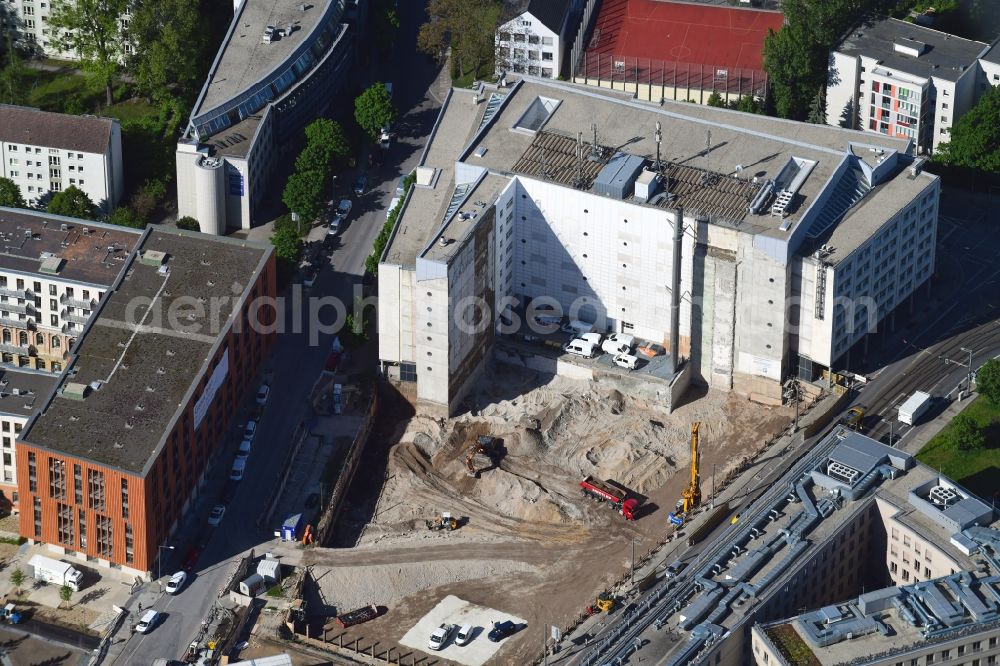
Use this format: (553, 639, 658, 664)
(916, 396, 1000, 501)
(765, 624, 821, 666)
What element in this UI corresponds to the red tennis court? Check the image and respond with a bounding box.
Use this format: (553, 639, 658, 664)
(586, 0, 784, 70)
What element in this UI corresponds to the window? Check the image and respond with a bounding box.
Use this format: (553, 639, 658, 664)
(28, 452, 37, 493)
(49, 284, 56, 296)
(542, 51, 553, 61)
(87, 469, 106, 512)
(96, 515, 113, 558)
(542, 36, 553, 45)
(74, 464, 82, 504)
(48, 458, 66, 499)
(33, 498, 42, 538)
(57, 502, 74, 546)
(121, 478, 129, 520)
(79, 509, 87, 548)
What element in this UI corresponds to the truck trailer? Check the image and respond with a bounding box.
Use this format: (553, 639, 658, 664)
(28, 554, 83, 591)
(579, 476, 638, 520)
(898, 391, 933, 426)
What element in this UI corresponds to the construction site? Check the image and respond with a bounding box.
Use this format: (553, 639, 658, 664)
(299, 362, 796, 664)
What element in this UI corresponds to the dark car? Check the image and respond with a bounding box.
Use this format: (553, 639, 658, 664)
(488, 620, 521, 642)
(182, 545, 202, 572)
(665, 560, 687, 578)
(353, 174, 368, 196)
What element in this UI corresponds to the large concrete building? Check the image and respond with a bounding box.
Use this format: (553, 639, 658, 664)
(617, 427, 999, 665)
(825, 17, 1000, 154)
(15, 225, 275, 576)
(0, 106, 124, 213)
(175, 0, 363, 233)
(377, 77, 939, 415)
(0, 368, 58, 511)
(0, 208, 141, 375)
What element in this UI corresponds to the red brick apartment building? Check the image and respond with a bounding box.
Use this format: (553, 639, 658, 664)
(16, 227, 275, 575)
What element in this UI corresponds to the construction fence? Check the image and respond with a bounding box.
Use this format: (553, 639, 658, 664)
(573, 52, 768, 104)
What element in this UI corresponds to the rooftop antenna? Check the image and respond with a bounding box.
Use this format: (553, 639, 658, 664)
(573, 131, 586, 189)
(704, 130, 713, 156)
(654, 121, 663, 171)
(588, 123, 602, 161)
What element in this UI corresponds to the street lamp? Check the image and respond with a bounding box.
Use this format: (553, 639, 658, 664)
(631, 538, 643, 586)
(157, 544, 175, 586)
(711, 463, 718, 510)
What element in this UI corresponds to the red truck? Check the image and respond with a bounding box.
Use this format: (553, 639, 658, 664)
(580, 476, 638, 520)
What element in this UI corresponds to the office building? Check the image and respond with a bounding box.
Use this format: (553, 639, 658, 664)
(0, 208, 142, 374)
(377, 77, 939, 416)
(572, 0, 783, 104)
(0, 105, 124, 213)
(16, 225, 275, 576)
(175, 0, 363, 233)
(826, 17, 1000, 154)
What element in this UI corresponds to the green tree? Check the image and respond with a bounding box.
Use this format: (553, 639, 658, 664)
(128, 0, 207, 101)
(706, 91, 726, 108)
(282, 170, 325, 224)
(176, 216, 200, 232)
(49, 0, 131, 105)
(976, 358, 1000, 406)
(729, 95, 764, 115)
(354, 83, 397, 141)
(9, 567, 24, 596)
(47, 186, 97, 220)
(934, 85, 1000, 173)
(0, 44, 25, 106)
(59, 584, 73, 608)
(807, 87, 827, 124)
(0, 177, 25, 208)
(419, 0, 499, 77)
(304, 118, 350, 168)
(270, 216, 303, 263)
(107, 206, 144, 228)
(950, 413, 985, 451)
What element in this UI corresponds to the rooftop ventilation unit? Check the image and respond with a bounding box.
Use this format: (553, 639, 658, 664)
(928, 484, 961, 508)
(894, 38, 927, 57)
(63, 382, 89, 401)
(39, 256, 64, 275)
(140, 250, 167, 267)
(438, 237, 452, 247)
(60, 223, 69, 231)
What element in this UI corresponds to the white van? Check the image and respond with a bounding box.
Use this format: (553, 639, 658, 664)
(565, 339, 597, 358)
(387, 197, 401, 219)
(614, 353, 640, 370)
(580, 331, 604, 347)
(561, 319, 594, 337)
(230, 457, 246, 481)
(455, 623, 474, 646)
(603, 333, 635, 356)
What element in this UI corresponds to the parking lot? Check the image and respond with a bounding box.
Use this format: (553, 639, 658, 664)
(398, 595, 527, 666)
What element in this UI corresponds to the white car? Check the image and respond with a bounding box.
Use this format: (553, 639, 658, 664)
(165, 571, 187, 594)
(428, 623, 455, 651)
(454, 623, 474, 646)
(255, 385, 270, 405)
(207, 504, 226, 527)
(135, 609, 159, 634)
(602, 333, 635, 356)
(243, 420, 257, 442)
(237, 438, 252, 458)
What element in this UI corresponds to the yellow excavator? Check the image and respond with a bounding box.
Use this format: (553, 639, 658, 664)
(594, 592, 616, 613)
(676, 422, 702, 516)
(427, 512, 458, 531)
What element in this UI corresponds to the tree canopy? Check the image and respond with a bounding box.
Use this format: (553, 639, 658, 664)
(47, 186, 97, 220)
(49, 0, 131, 105)
(128, 0, 207, 102)
(354, 83, 397, 141)
(950, 413, 986, 451)
(270, 215, 303, 263)
(976, 358, 1000, 406)
(0, 178, 25, 208)
(418, 0, 499, 78)
(934, 85, 1000, 173)
(281, 170, 325, 224)
(764, 0, 895, 120)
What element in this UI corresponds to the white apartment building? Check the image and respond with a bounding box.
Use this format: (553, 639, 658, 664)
(2, 0, 133, 60)
(0, 105, 123, 213)
(495, 0, 582, 79)
(0, 368, 58, 511)
(826, 18, 999, 154)
(378, 78, 940, 416)
(0, 207, 141, 374)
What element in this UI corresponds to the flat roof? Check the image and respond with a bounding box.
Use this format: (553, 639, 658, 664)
(983, 39, 1000, 65)
(22, 229, 270, 474)
(196, 0, 337, 113)
(834, 17, 988, 83)
(0, 208, 141, 286)
(385, 78, 935, 270)
(584, 0, 784, 71)
(421, 173, 510, 264)
(0, 368, 58, 420)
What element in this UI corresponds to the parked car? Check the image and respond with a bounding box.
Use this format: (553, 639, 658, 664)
(333, 198, 352, 226)
(428, 623, 455, 651)
(613, 353, 640, 370)
(353, 175, 368, 196)
(302, 268, 317, 288)
(579, 331, 603, 347)
(488, 620, 521, 642)
(564, 339, 597, 358)
(165, 571, 187, 594)
(207, 504, 226, 527)
(386, 197, 401, 219)
(182, 545, 202, 571)
(243, 420, 257, 442)
(395, 175, 408, 197)
(230, 457, 246, 481)
(135, 610, 160, 634)
(455, 624, 474, 646)
(665, 560, 687, 578)
(237, 438, 252, 458)
(255, 385, 270, 405)
(602, 333, 635, 356)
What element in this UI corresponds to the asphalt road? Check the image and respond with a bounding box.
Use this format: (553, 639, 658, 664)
(111, 4, 444, 663)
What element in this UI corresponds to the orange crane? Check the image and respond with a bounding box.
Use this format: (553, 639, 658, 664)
(680, 422, 702, 514)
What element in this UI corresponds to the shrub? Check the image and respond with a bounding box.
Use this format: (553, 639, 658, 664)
(176, 216, 200, 232)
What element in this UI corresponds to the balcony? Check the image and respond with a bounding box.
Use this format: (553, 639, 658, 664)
(0, 287, 30, 300)
(60, 294, 97, 309)
(0, 316, 35, 330)
(0, 301, 35, 315)
(0, 342, 31, 356)
(60, 309, 90, 326)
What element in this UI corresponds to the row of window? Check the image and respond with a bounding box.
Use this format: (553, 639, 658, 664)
(498, 32, 554, 46)
(5, 145, 86, 159)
